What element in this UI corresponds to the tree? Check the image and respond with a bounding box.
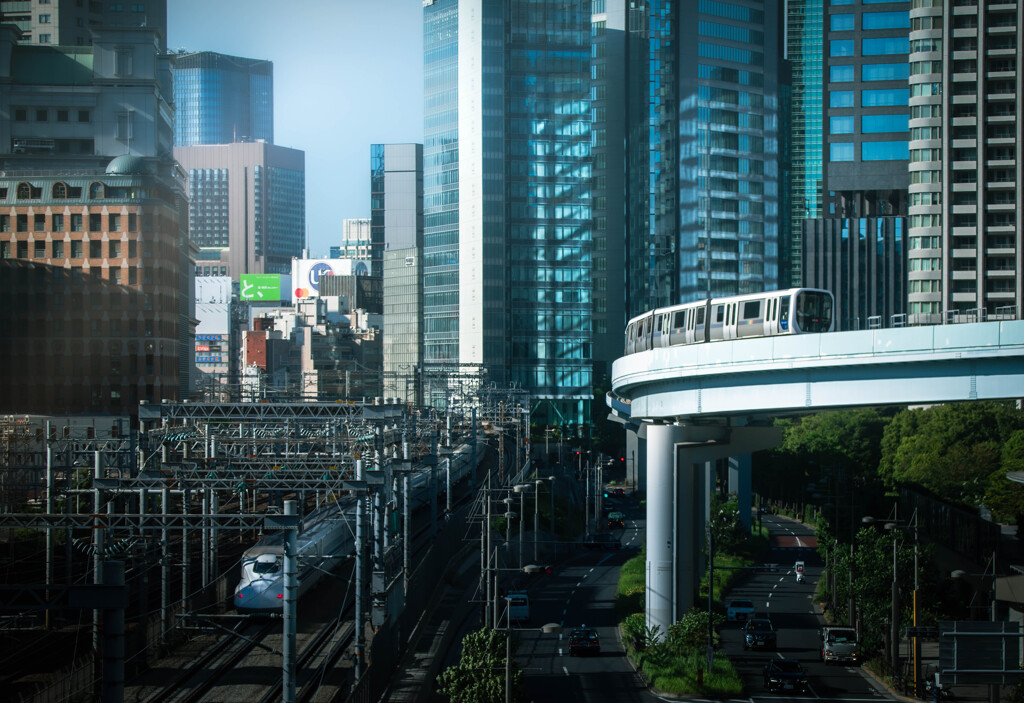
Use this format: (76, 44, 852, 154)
(437, 627, 523, 703)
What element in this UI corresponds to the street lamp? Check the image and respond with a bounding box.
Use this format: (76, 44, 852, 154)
(863, 508, 919, 688)
(514, 484, 531, 570)
(501, 592, 561, 703)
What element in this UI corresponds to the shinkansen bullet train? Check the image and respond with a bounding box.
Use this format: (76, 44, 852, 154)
(624, 288, 834, 355)
(234, 443, 482, 611)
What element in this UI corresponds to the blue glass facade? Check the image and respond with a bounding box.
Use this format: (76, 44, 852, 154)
(653, 0, 780, 303)
(172, 52, 273, 147)
(422, 0, 460, 365)
(423, 0, 592, 426)
(261, 165, 305, 274)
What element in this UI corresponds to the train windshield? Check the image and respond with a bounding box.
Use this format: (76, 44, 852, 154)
(253, 558, 281, 575)
(794, 291, 833, 333)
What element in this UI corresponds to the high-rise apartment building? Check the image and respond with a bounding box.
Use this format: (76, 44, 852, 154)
(422, 0, 592, 426)
(171, 51, 274, 147)
(174, 141, 305, 279)
(374, 144, 424, 403)
(0, 0, 167, 49)
(0, 26, 192, 416)
(906, 0, 1021, 323)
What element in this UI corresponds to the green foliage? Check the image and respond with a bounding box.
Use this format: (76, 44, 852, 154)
(615, 546, 646, 618)
(709, 496, 746, 554)
(878, 402, 1024, 509)
(436, 627, 523, 703)
(986, 430, 1024, 524)
(665, 607, 724, 653)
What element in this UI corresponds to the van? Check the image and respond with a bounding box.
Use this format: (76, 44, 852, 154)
(507, 591, 530, 623)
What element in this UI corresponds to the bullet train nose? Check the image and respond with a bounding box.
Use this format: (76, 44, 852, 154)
(235, 582, 284, 610)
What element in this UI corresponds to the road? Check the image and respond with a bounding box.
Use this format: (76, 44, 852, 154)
(721, 513, 894, 702)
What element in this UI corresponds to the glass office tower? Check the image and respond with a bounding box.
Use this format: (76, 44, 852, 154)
(172, 51, 274, 147)
(632, 0, 781, 313)
(423, 0, 592, 427)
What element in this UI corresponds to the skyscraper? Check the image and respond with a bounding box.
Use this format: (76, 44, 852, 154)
(174, 141, 305, 278)
(906, 0, 1021, 323)
(422, 0, 592, 427)
(625, 0, 782, 317)
(375, 143, 424, 403)
(172, 51, 274, 147)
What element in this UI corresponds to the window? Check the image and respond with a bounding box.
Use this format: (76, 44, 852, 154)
(830, 90, 854, 108)
(70, 214, 83, 231)
(34, 241, 46, 258)
(862, 63, 909, 81)
(830, 39, 854, 56)
(830, 65, 854, 82)
(52, 240, 64, 257)
(109, 214, 121, 231)
(830, 116, 855, 134)
(17, 242, 28, 258)
(128, 240, 137, 258)
(863, 114, 908, 133)
(0, 215, 8, 232)
(0, 241, 8, 258)
(89, 213, 102, 231)
(52, 213, 64, 231)
(109, 240, 121, 258)
(34, 214, 45, 231)
(831, 14, 854, 30)
(862, 141, 909, 160)
(14, 108, 26, 121)
(115, 48, 133, 77)
(16, 214, 27, 232)
(863, 11, 909, 29)
(862, 37, 909, 55)
(57, 109, 69, 122)
(112, 268, 122, 285)
(71, 240, 82, 258)
(78, 110, 90, 123)
(89, 241, 102, 258)
(128, 213, 137, 231)
(39, 33, 50, 43)
(862, 88, 909, 106)
(116, 112, 133, 140)
(52, 182, 67, 198)
(36, 109, 47, 121)
(830, 142, 855, 161)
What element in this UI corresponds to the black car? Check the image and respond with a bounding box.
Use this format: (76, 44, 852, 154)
(763, 659, 809, 694)
(568, 627, 600, 656)
(744, 618, 777, 650)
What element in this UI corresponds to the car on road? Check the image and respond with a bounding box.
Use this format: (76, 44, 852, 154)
(743, 618, 777, 650)
(607, 511, 626, 529)
(726, 598, 755, 622)
(763, 659, 809, 694)
(568, 627, 600, 656)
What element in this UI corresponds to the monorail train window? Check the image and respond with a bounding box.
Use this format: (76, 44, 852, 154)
(780, 298, 790, 324)
(696, 308, 705, 325)
(673, 311, 685, 329)
(742, 301, 760, 319)
(715, 307, 725, 323)
(796, 291, 834, 332)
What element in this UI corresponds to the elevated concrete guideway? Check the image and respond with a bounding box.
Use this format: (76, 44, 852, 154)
(609, 320, 1024, 638)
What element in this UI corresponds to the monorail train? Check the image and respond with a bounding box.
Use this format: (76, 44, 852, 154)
(624, 288, 834, 355)
(233, 442, 482, 611)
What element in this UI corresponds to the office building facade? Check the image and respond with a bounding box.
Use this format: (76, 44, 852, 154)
(331, 218, 373, 264)
(374, 144, 424, 404)
(906, 0, 1021, 323)
(174, 141, 305, 279)
(0, 27, 192, 416)
(423, 0, 592, 427)
(172, 51, 274, 147)
(0, 0, 167, 49)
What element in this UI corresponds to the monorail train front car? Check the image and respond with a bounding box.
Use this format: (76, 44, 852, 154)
(625, 288, 834, 355)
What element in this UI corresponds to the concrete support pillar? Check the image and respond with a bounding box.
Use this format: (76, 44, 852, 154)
(728, 454, 753, 529)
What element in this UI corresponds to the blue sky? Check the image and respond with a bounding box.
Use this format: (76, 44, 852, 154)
(168, 0, 424, 257)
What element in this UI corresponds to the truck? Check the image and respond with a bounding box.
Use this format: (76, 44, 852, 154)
(819, 626, 858, 665)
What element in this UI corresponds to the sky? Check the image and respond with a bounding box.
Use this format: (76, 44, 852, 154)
(168, 0, 424, 257)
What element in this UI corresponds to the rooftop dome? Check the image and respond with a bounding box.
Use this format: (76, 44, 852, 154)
(105, 154, 149, 175)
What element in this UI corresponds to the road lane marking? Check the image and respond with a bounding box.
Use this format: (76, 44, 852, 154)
(562, 666, 569, 676)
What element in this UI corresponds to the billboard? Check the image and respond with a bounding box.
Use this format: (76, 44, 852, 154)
(240, 274, 289, 302)
(291, 259, 370, 302)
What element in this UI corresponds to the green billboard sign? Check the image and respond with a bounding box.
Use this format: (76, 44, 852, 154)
(240, 274, 285, 302)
